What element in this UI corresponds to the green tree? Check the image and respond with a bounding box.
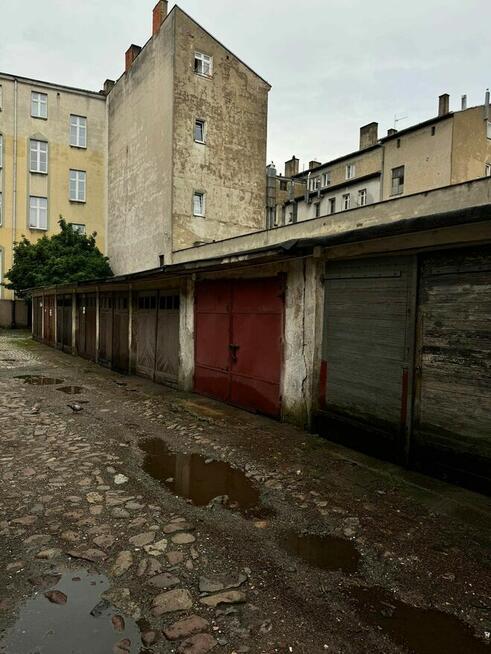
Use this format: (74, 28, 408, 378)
(5, 218, 113, 298)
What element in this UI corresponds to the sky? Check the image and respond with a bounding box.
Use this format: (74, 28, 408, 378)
(1, 0, 490, 173)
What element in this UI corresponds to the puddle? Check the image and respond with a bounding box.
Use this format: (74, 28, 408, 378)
(350, 586, 489, 654)
(57, 386, 85, 395)
(281, 532, 360, 573)
(15, 375, 65, 386)
(0, 569, 141, 654)
(140, 438, 264, 517)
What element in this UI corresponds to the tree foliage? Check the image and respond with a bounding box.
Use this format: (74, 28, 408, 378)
(5, 218, 113, 298)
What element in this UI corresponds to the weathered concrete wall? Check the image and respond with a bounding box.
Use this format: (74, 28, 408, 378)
(172, 10, 269, 251)
(173, 177, 491, 264)
(382, 117, 453, 199)
(452, 106, 491, 184)
(107, 12, 176, 275)
(0, 74, 107, 299)
(0, 299, 29, 328)
(179, 276, 195, 391)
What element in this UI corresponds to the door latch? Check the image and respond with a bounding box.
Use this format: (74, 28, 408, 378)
(229, 344, 240, 362)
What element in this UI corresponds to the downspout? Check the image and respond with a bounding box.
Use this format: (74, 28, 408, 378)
(12, 80, 18, 308)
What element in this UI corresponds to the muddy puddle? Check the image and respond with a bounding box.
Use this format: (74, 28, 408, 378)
(281, 531, 360, 573)
(140, 437, 264, 517)
(350, 586, 489, 654)
(0, 569, 141, 654)
(15, 375, 65, 386)
(57, 385, 85, 395)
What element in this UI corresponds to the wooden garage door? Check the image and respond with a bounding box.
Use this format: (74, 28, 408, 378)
(136, 292, 158, 378)
(321, 256, 416, 445)
(414, 246, 491, 487)
(99, 293, 113, 367)
(76, 294, 96, 360)
(194, 277, 284, 418)
(112, 293, 129, 373)
(155, 292, 180, 384)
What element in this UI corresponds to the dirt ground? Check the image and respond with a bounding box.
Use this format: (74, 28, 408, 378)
(0, 330, 490, 654)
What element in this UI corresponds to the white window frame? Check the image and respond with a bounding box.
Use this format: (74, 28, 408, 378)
(328, 197, 336, 214)
(342, 193, 351, 210)
(194, 52, 213, 78)
(358, 188, 367, 206)
(193, 191, 205, 217)
(309, 176, 321, 192)
(314, 202, 321, 218)
(30, 139, 48, 174)
(29, 196, 48, 230)
(70, 115, 87, 148)
(346, 163, 356, 180)
(391, 165, 405, 196)
(31, 91, 48, 119)
(69, 169, 86, 203)
(70, 223, 86, 235)
(194, 119, 205, 143)
(322, 172, 331, 187)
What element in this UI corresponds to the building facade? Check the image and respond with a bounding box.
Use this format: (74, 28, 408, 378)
(107, 1, 270, 274)
(0, 73, 107, 299)
(269, 93, 491, 228)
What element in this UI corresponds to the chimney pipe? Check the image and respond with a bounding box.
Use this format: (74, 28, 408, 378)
(359, 122, 378, 149)
(125, 44, 142, 72)
(438, 93, 450, 117)
(153, 0, 168, 36)
(461, 94, 467, 111)
(284, 156, 299, 178)
(485, 89, 490, 121)
(309, 160, 321, 170)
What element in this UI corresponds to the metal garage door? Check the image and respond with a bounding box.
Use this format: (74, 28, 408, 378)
(112, 293, 129, 373)
(414, 246, 491, 488)
(194, 277, 284, 418)
(136, 292, 158, 378)
(321, 256, 416, 451)
(56, 295, 72, 352)
(99, 293, 113, 367)
(76, 293, 96, 360)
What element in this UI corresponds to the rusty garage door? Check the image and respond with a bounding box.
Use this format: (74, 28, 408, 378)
(194, 277, 284, 418)
(76, 293, 96, 361)
(413, 246, 491, 490)
(135, 291, 180, 384)
(319, 256, 416, 458)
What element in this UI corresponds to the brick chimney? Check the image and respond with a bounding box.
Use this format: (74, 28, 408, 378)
(438, 93, 450, 116)
(153, 0, 168, 35)
(309, 160, 321, 170)
(284, 156, 299, 178)
(125, 45, 142, 72)
(359, 122, 378, 149)
(387, 128, 398, 137)
(101, 79, 115, 96)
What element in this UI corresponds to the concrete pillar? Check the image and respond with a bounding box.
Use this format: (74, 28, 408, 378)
(128, 285, 133, 375)
(179, 276, 195, 391)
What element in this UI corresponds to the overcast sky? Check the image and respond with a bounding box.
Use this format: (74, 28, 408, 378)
(1, 0, 489, 173)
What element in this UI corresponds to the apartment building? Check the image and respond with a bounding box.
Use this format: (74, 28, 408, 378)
(270, 93, 491, 227)
(0, 73, 107, 298)
(107, 1, 271, 274)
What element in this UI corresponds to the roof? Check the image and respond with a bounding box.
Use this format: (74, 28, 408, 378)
(380, 112, 454, 143)
(293, 143, 381, 178)
(0, 71, 106, 100)
(30, 203, 491, 295)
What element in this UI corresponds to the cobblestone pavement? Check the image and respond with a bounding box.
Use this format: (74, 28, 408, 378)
(0, 330, 490, 654)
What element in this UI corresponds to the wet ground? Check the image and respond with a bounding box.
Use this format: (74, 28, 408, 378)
(0, 330, 490, 653)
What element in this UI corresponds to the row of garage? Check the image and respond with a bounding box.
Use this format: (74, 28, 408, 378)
(32, 244, 491, 493)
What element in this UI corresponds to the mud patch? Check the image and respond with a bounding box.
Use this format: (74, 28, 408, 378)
(0, 569, 140, 653)
(57, 386, 85, 395)
(15, 375, 64, 386)
(350, 586, 489, 654)
(140, 437, 264, 517)
(281, 532, 360, 573)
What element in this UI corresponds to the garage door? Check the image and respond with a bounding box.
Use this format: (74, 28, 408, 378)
(321, 256, 416, 450)
(194, 277, 284, 417)
(414, 246, 491, 487)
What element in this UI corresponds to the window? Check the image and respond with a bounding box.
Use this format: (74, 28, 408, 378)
(194, 119, 205, 143)
(70, 115, 87, 148)
(29, 196, 48, 230)
(431, 126, 436, 136)
(487, 121, 491, 140)
(194, 52, 213, 77)
(397, 138, 401, 149)
(485, 163, 491, 177)
(0, 134, 3, 168)
(314, 202, 321, 218)
(193, 191, 205, 216)
(322, 172, 331, 187)
(31, 92, 48, 119)
(346, 163, 356, 180)
(391, 165, 405, 195)
(30, 140, 48, 174)
(70, 223, 86, 234)
(342, 193, 351, 210)
(329, 198, 336, 214)
(69, 170, 86, 202)
(309, 176, 321, 192)
(287, 203, 298, 224)
(358, 188, 367, 206)
(279, 179, 288, 191)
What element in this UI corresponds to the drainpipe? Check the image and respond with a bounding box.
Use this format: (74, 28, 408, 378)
(12, 80, 18, 306)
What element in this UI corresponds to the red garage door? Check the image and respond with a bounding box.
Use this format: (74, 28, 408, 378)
(194, 277, 284, 417)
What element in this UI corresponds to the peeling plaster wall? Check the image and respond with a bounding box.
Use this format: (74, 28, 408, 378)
(107, 12, 176, 275)
(452, 106, 491, 184)
(179, 275, 195, 391)
(172, 10, 269, 251)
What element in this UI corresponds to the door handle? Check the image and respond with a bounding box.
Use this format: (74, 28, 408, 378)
(229, 344, 240, 362)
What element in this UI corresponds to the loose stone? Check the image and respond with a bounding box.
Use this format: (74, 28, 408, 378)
(200, 591, 246, 607)
(172, 533, 196, 545)
(44, 590, 67, 605)
(112, 551, 134, 577)
(129, 531, 155, 547)
(147, 572, 181, 589)
(177, 633, 218, 654)
(151, 589, 193, 616)
(164, 615, 210, 641)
